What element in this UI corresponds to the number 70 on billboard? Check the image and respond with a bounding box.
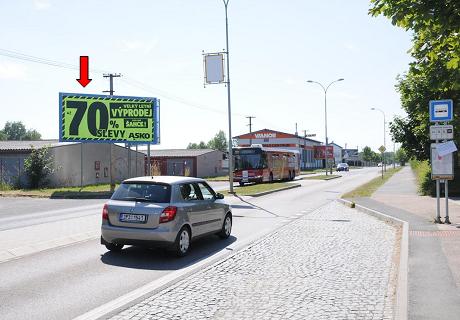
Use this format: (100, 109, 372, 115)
(59, 93, 160, 143)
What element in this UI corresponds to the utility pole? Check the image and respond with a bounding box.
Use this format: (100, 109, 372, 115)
(246, 116, 255, 146)
(103, 73, 122, 192)
(246, 116, 255, 133)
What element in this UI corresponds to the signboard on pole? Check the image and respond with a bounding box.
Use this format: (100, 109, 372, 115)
(203, 53, 225, 84)
(59, 93, 160, 143)
(314, 146, 333, 159)
(429, 99, 453, 122)
(430, 125, 454, 140)
(431, 143, 454, 180)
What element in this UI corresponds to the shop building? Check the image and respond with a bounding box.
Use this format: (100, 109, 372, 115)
(233, 129, 324, 169)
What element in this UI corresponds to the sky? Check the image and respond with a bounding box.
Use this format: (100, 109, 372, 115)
(0, 0, 413, 152)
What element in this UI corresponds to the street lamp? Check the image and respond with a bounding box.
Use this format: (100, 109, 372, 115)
(307, 78, 344, 175)
(222, 0, 234, 193)
(370, 107, 386, 172)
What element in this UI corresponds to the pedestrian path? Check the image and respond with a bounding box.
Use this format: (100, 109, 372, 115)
(108, 202, 398, 320)
(354, 166, 460, 320)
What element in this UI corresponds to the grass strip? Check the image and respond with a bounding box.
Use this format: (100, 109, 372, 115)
(303, 174, 341, 180)
(0, 183, 118, 198)
(342, 167, 402, 199)
(221, 182, 297, 196)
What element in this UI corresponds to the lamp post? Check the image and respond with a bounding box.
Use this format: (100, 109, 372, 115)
(371, 107, 386, 172)
(222, 0, 234, 193)
(307, 78, 344, 175)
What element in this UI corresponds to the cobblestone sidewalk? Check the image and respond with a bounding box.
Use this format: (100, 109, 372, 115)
(109, 201, 399, 320)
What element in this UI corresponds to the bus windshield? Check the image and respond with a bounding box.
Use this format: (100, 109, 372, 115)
(234, 149, 267, 170)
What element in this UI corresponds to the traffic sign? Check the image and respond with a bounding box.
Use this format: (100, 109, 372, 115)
(429, 99, 453, 122)
(430, 125, 453, 140)
(378, 145, 386, 153)
(59, 93, 160, 143)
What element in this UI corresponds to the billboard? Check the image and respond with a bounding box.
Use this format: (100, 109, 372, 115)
(59, 93, 160, 143)
(204, 53, 225, 84)
(314, 146, 334, 159)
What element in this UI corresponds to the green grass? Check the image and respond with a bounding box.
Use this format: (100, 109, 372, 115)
(204, 175, 229, 181)
(221, 182, 298, 196)
(410, 159, 433, 195)
(303, 174, 341, 180)
(342, 167, 402, 199)
(0, 183, 118, 198)
(300, 169, 326, 175)
(0, 182, 13, 191)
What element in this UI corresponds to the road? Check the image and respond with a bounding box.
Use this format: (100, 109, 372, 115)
(0, 168, 380, 320)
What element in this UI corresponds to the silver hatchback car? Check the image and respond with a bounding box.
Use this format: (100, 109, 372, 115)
(101, 176, 232, 256)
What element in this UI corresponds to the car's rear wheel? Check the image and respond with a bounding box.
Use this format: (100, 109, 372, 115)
(173, 226, 191, 257)
(218, 213, 232, 239)
(105, 243, 124, 252)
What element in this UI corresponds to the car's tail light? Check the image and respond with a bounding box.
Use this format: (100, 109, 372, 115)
(102, 204, 109, 221)
(159, 206, 177, 223)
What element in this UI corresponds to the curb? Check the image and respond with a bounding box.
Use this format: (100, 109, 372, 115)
(338, 198, 408, 320)
(244, 183, 301, 197)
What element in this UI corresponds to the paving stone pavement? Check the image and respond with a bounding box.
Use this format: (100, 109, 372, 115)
(108, 201, 399, 320)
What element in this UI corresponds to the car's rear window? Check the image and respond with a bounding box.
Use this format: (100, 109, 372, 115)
(111, 182, 171, 203)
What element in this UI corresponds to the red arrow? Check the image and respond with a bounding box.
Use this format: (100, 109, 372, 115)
(76, 56, 92, 87)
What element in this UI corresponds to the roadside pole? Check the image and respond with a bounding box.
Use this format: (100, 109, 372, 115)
(429, 99, 455, 224)
(103, 73, 121, 192)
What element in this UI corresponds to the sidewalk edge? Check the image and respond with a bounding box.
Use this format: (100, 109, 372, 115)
(338, 198, 408, 320)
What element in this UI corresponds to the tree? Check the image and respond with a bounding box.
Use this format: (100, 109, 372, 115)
(369, 0, 460, 160)
(187, 141, 208, 149)
(395, 148, 409, 166)
(3, 121, 26, 140)
(24, 146, 54, 188)
(361, 146, 375, 162)
(23, 129, 42, 141)
(207, 130, 228, 152)
(2, 121, 42, 141)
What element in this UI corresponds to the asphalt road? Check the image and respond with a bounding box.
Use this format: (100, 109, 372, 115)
(0, 168, 380, 320)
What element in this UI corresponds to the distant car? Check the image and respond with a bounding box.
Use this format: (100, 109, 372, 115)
(336, 163, 349, 172)
(377, 162, 383, 167)
(101, 176, 232, 257)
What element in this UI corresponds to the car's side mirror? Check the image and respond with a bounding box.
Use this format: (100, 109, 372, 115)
(215, 193, 224, 200)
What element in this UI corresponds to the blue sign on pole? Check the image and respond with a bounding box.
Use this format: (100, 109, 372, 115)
(429, 99, 453, 122)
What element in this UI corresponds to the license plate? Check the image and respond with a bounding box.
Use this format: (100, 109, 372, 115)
(119, 213, 147, 223)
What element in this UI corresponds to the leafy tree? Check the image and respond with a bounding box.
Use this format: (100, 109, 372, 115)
(23, 129, 42, 141)
(207, 130, 228, 152)
(395, 148, 409, 166)
(3, 121, 27, 140)
(361, 146, 375, 162)
(369, 0, 460, 160)
(24, 146, 54, 188)
(187, 141, 208, 149)
(2, 121, 42, 141)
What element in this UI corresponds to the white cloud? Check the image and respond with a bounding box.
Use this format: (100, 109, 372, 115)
(33, 0, 51, 10)
(0, 61, 27, 80)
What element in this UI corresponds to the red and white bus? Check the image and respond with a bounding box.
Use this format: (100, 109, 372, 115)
(233, 146, 300, 186)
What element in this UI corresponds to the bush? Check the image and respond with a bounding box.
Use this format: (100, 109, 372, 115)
(410, 159, 434, 195)
(0, 182, 12, 191)
(24, 146, 54, 188)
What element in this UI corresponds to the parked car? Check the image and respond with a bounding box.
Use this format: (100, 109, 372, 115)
(101, 176, 232, 257)
(377, 162, 383, 167)
(336, 163, 349, 172)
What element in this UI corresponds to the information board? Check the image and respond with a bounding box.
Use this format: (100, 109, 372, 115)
(59, 93, 160, 143)
(431, 143, 454, 180)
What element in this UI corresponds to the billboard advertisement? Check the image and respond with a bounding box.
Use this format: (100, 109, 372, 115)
(59, 93, 160, 143)
(314, 146, 333, 159)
